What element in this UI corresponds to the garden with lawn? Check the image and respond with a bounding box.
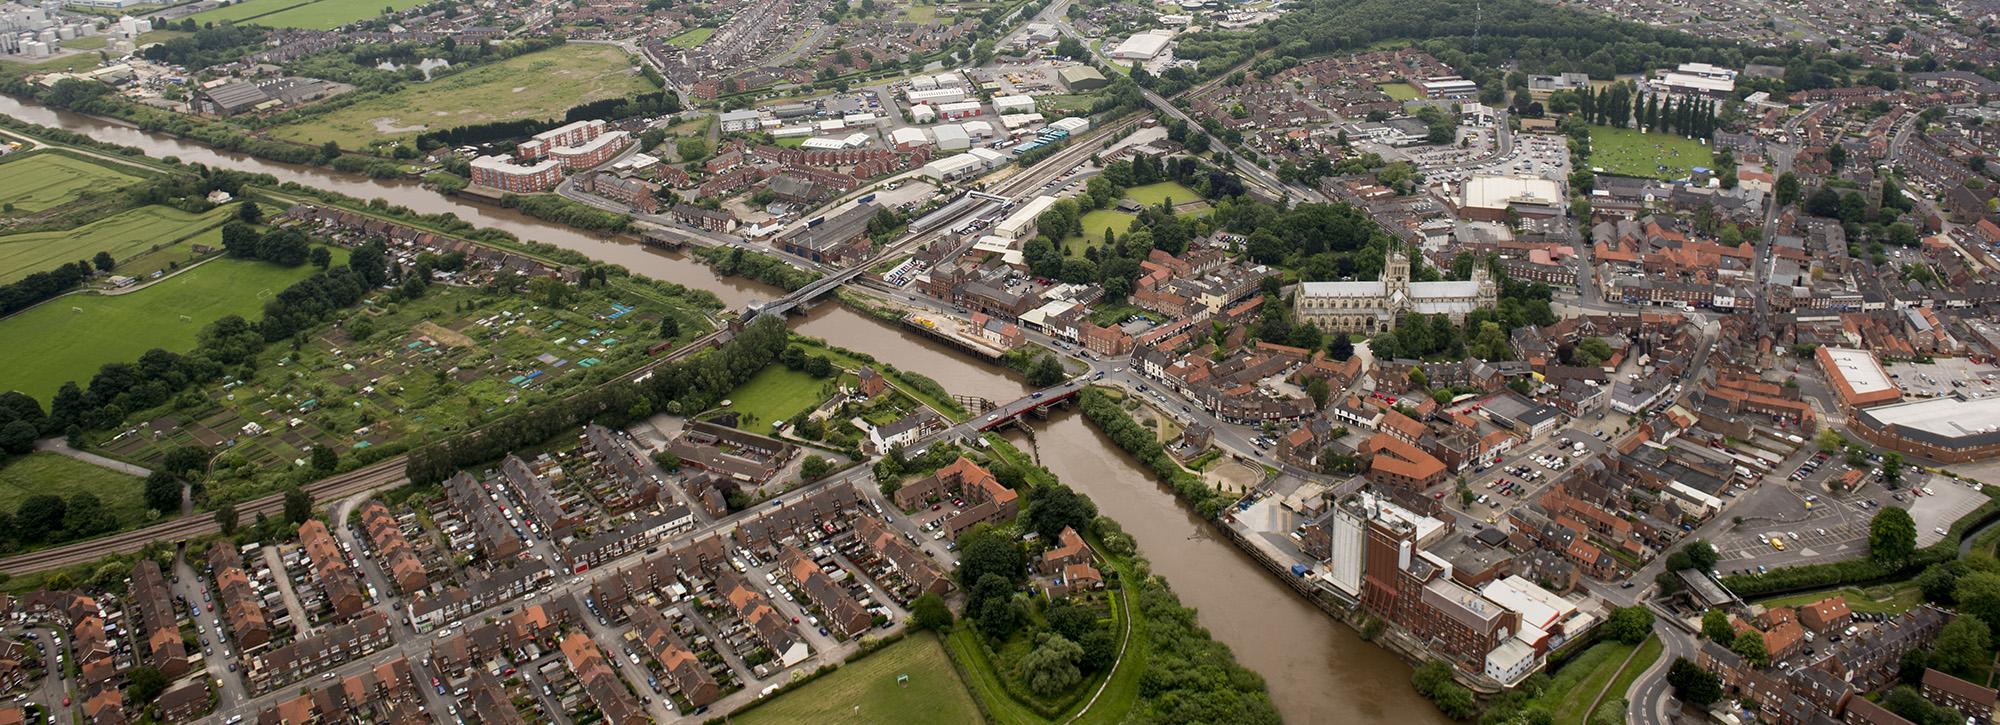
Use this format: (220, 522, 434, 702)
(1378, 82, 1421, 100)
(717, 364, 838, 433)
(1122, 181, 1201, 209)
(665, 27, 715, 49)
(269, 45, 654, 149)
(1059, 210, 1138, 256)
(734, 634, 979, 725)
(1587, 125, 1712, 180)
(1755, 583, 1921, 615)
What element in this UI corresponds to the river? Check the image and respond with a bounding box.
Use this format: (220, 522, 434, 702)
(1, 93, 1440, 722)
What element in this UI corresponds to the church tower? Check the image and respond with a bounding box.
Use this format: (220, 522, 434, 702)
(1472, 264, 1498, 307)
(1383, 247, 1412, 322)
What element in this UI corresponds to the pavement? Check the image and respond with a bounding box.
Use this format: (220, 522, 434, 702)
(32, 437, 152, 477)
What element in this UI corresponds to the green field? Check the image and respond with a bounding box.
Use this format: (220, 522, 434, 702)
(719, 365, 831, 431)
(1755, 584, 1922, 615)
(1598, 636, 1663, 718)
(1528, 640, 1635, 725)
(269, 45, 652, 149)
(0, 254, 319, 401)
(666, 27, 714, 49)
(1378, 82, 1421, 100)
(0, 152, 142, 215)
(903, 4, 936, 23)
(1060, 210, 1137, 256)
(57, 35, 107, 50)
(0, 453, 147, 527)
(0, 203, 236, 284)
(1122, 181, 1200, 208)
(190, 0, 428, 29)
(1587, 125, 1713, 180)
(734, 634, 979, 725)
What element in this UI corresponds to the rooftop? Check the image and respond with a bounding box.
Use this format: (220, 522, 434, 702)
(1821, 347, 1894, 397)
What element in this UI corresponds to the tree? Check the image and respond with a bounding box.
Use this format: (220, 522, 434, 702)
(1931, 615, 1991, 679)
(16, 494, 66, 542)
(1027, 353, 1067, 387)
(1023, 485, 1096, 541)
(1412, 660, 1475, 719)
(62, 492, 113, 539)
(910, 593, 953, 631)
(1667, 658, 1723, 706)
(214, 503, 239, 536)
(1885, 685, 1965, 725)
(1817, 428, 1846, 454)
(1870, 506, 1918, 566)
(1917, 560, 1966, 605)
(1776, 172, 1801, 207)
(1591, 698, 1627, 725)
(803, 355, 834, 378)
(1328, 332, 1353, 361)
(309, 246, 332, 270)
(956, 527, 1025, 587)
(92, 251, 114, 272)
(800, 455, 832, 481)
(282, 485, 314, 524)
(1731, 629, 1769, 667)
(1957, 571, 2000, 632)
(1881, 451, 1904, 488)
(1805, 186, 1844, 217)
(0, 420, 34, 455)
(658, 315, 680, 340)
(126, 666, 168, 702)
(1017, 633, 1084, 696)
(1605, 606, 1655, 644)
(1306, 377, 1330, 408)
(162, 445, 208, 478)
(143, 471, 182, 514)
(236, 200, 263, 224)
(1701, 609, 1734, 641)
(310, 445, 337, 473)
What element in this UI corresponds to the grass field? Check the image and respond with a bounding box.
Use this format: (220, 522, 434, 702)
(0, 152, 142, 215)
(1588, 125, 1712, 180)
(665, 26, 714, 49)
(1060, 210, 1137, 256)
(0, 254, 320, 401)
(57, 35, 107, 50)
(0, 453, 146, 527)
(1597, 636, 1663, 717)
(1756, 584, 1922, 615)
(190, 0, 428, 29)
(1378, 82, 1421, 100)
(903, 4, 936, 23)
(269, 45, 651, 149)
(735, 634, 979, 725)
(1122, 181, 1200, 208)
(0, 203, 237, 284)
(720, 365, 831, 431)
(1529, 640, 1635, 725)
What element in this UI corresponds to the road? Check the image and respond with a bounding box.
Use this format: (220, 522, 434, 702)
(1627, 616, 1697, 725)
(32, 437, 152, 477)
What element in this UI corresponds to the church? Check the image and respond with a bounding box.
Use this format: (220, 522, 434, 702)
(1292, 249, 1498, 333)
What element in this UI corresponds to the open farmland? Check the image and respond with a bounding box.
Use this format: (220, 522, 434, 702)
(0, 252, 324, 402)
(191, 0, 429, 29)
(268, 45, 653, 149)
(0, 152, 142, 214)
(734, 635, 978, 725)
(0, 203, 238, 284)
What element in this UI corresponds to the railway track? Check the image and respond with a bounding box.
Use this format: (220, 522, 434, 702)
(0, 328, 731, 576)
